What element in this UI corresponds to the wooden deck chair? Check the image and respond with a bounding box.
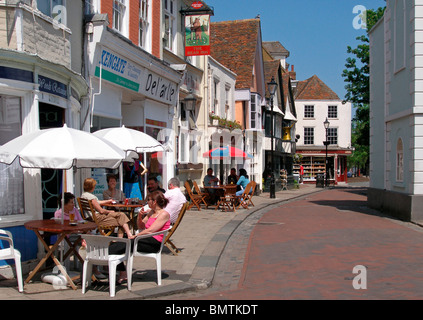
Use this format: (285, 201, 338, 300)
(184, 181, 205, 211)
(245, 181, 256, 207)
(192, 181, 209, 207)
(235, 182, 253, 209)
(164, 202, 189, 255)
(77, 197, 119, 236)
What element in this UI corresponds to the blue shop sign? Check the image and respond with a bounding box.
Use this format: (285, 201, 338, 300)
(38, 75, 67, 99)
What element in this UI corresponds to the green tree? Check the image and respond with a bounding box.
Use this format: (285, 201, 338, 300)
(342, 6, 385, 175)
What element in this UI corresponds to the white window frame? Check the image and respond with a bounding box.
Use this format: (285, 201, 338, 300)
(113, 0, 128, 36)
(328, 105, 338, 119)
(37, 0, 66, 24)
(304, 105, 314, 118)
(139, 0, 151, 50)
(327, 127, 338, 145)
(250, 93, 260, 130)
(163, 0, 175, 52)
(304, 127, 314, 145)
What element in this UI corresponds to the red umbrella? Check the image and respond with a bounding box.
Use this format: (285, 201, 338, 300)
(203, 146, 253, 160)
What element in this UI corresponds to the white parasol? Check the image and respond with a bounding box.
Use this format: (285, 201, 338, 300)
(0, 124, 126, 224)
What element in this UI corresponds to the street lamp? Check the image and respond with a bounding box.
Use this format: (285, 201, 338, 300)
(184, 90, 197, 111)
(267, 76, 278, 199)
(323, 117, 330, 187)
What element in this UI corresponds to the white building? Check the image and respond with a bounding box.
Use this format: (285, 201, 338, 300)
(368, 0, 423, 222)
(294, 75, 352, 184)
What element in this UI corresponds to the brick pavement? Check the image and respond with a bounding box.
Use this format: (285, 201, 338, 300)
(182, 186, 423, 300)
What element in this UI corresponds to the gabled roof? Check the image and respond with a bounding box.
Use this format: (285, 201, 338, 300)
(210, 19, 261, 90)
(295, 75, 340, 100)
(263, 41, 290, 58)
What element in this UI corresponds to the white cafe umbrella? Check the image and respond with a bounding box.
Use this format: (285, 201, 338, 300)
(0, 124, 126, 224)
(93, 125, 165, 191)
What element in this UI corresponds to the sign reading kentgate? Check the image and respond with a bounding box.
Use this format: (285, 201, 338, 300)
(95, 48, 177, 106)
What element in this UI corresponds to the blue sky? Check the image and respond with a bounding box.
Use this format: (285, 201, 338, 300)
(208, 0, 386, 100)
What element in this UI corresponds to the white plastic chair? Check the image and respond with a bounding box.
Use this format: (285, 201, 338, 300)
(0, 229, 23, 292)
(81, 234, 131, 298)
(128, 228, 170, 286)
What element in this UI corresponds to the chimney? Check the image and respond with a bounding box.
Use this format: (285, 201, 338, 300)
(289, 65, 296, 80)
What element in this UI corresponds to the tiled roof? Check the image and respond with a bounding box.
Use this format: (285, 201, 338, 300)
(210, 19, 260, 90)
(263, 41, 290, 57)
(295, 75, 340, 100)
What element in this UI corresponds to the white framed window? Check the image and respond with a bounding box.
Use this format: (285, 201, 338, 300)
(250, 93, 261, 130)
(163, 0, 175, 51)
(304, 127, 314, 145)
(38, 0, 66, 24)
(396, 138, 404, 182)
(328, 105, 338, 118)
(327, 127, 338, 145)
(0, 95, 24, 216)
(113, 0, 127, 34)
(139, 0, 150, 49)
(304, 105, 314, 118)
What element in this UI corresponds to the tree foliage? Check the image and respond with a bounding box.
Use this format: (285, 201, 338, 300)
(342, 6, 385, 173)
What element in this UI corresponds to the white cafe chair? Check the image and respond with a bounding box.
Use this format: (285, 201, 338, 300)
(127, 228, 170, 286)
(0, 229, 23, 292)
(81, 234, 131, 298)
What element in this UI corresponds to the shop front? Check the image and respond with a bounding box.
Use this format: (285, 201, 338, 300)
(0, 50, 88, 268)
(86, 22, 181, 196)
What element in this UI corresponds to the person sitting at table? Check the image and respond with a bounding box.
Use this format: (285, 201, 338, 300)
(163, 177, 187, 224)
(109, 191, 171, 284)
(81, 178, 135, 239)
(227, 168, 238, 185)
(203, 168, 221, 205)
(147, 176, 166, 194)
(54, 192, 83, 221)
(103, 173, 126, 202)
(236, 168, 251, 197)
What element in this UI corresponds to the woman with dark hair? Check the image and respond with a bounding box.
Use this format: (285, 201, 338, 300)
(236, 168, 251, 196)
(110, 191, 170, 284)
(54, 192, 83, 221)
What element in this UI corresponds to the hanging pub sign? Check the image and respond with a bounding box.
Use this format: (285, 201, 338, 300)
(185, 14, 210, 56)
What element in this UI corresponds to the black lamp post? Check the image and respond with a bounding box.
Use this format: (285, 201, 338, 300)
(267, 77, 277, 198)
(323, 117, 330, 187)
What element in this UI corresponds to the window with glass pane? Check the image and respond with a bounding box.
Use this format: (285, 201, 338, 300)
(113, 0, 126, 32)
(0, 96, 24, 216)
(396, 138, 404, 181)
(327, 128, 338, 145)
(85, 0, 95, 14)
(163, 0, 174, 50)
(139, 0, 149, 48)
(250, 94, 257, 129)
(304, 105, 314, 118)
(328, 105, 337, 118)
(38, 0, 64, 18)
(304, 127, 314, 145)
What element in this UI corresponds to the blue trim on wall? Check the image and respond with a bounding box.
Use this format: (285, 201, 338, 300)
(0, 226, 37, 266)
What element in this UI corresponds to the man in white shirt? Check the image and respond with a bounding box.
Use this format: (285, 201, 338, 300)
(164, 177, 187, 224)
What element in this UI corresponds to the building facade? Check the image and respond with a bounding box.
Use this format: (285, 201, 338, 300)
(294, 75, 352, 184)
(368, 0, 423, 222)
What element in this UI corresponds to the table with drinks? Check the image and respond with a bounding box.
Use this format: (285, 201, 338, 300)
(106, 198, 145, 231)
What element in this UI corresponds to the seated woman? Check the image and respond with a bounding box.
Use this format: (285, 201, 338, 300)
(109, 190, 170, 283)
(81, 178, 134, 239)
(54, 192, 83, 221)
(103, 174, 126, 202)
(236, 168, 251, 197)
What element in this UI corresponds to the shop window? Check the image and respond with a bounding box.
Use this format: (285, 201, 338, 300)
(0, 95, 24, 216)
(396, 138, 404, 182)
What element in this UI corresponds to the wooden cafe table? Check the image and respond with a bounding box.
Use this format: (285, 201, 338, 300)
(24, 219, 97, 290)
